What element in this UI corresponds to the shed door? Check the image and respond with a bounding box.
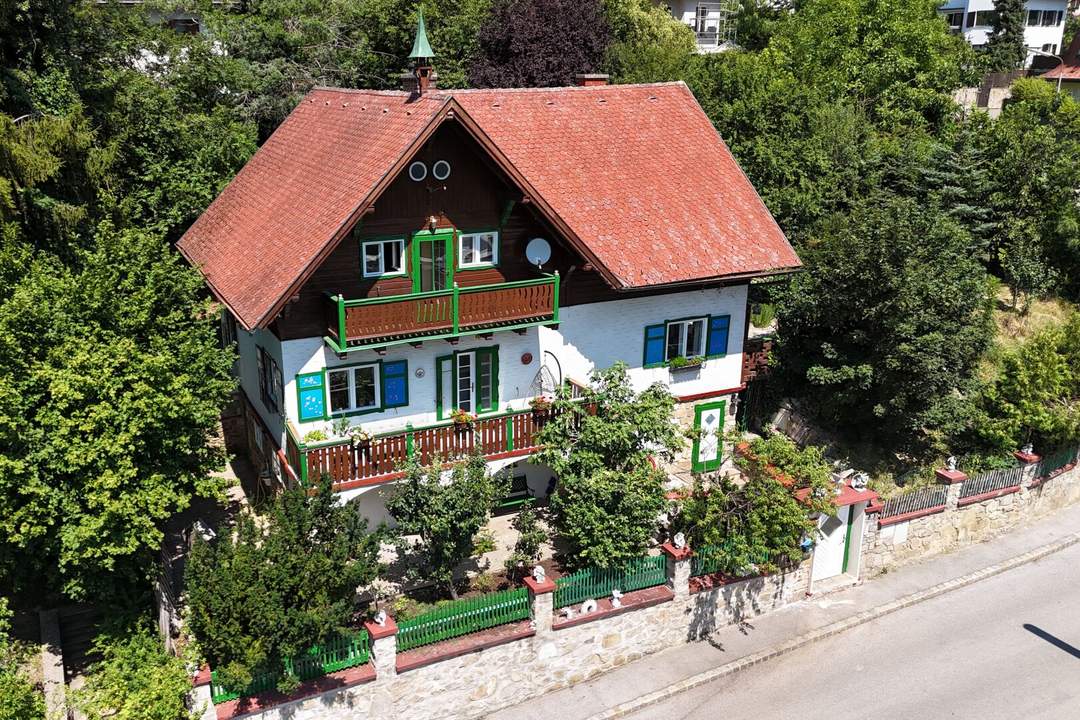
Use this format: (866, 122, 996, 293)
(811, 505, 850, 582)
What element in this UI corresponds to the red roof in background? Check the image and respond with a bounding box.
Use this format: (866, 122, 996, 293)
(178, 82, 801, 331)
(1043, 33, 1080, 80)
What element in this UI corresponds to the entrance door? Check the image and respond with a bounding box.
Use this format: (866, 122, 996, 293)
(811, 505, 851, 582)
(412, 231, 453, 293)
(692, 400, 726, 472)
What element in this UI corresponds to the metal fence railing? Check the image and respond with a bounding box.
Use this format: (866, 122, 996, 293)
(880, 485, 948, 520)
(396, 587, 530, 653)
(1034, 445, 1080, 480)
(554, 555, 667, 609)
(960, 465, 1025, 500)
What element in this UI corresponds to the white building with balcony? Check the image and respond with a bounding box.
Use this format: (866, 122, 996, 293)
(666, 0, 740, 53)
(940, 0, 1069, 63)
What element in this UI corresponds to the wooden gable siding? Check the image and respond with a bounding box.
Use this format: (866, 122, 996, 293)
(274, 121, 612, 340)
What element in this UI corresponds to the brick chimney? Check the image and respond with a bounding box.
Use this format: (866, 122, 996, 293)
(400, 67, 438, 95)
(575, 73, 609, 87)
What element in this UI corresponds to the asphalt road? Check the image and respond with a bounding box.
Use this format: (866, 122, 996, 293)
(624, 541, 1080, 720)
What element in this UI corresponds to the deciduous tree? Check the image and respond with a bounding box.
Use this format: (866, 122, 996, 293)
(534, 363, 682, 568)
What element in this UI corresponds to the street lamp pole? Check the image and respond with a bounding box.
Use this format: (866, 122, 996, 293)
(1027, 46, 1063, 93)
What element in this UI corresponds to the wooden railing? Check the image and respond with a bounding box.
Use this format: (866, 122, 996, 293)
(294, 409, 556, 487)
(326, 274, 559, 351)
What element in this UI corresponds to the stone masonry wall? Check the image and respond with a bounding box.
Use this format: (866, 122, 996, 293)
(222, 562, 809, 720)
(861, 461, 1080, 578)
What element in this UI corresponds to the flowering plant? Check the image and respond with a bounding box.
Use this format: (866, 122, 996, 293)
(451, 408, 476, 426)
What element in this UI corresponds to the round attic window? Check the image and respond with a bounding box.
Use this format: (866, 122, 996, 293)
(408, 161, 428, 182)
(432, 160, 452, 181)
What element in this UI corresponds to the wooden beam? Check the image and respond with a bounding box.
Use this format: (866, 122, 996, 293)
(374, 348, 387, 356)
(476, 333, 493, 340)
(446, 338, 460, 345)
(409, 341, 424, 349)
(513, 328, 529, 336)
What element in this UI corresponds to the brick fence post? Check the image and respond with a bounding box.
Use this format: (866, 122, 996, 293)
(661, 541, 692, 599)
(524, 574, 556, 634)
(363, 615, 399, 681)
(935, 467, 967, 510)
(1014, 447, 1042, 488)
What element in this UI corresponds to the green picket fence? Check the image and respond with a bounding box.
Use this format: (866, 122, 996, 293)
(690, 542, 771, 577)
(209, 630, 370, 704)
(554, 554, 667, 609)
(396, 587, 530, 652)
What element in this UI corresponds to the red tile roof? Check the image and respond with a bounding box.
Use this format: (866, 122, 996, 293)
(178, 82, 800, 330)
(1043, 33, 1080, 80)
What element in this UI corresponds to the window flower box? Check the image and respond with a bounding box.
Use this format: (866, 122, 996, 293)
(451, 408, 476, 428)
(667, 355, 704, 372)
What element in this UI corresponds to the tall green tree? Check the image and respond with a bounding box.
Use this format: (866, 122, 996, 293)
(534, 363, 682, 568)
(388, 451, 507, 598)
(0, 226, 236, 601)
(985, 0, 1028, 71)
(775, 193, 995, 453)
(185, 477, 381, 693)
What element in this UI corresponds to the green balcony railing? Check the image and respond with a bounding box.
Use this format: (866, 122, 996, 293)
(325, 273, 559, 352)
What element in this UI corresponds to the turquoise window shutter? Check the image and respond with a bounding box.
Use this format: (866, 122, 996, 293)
(643, 324, 665, 367)
(382, 360, 409, 408)
(297, 372, 326, 422)
(707, 315, 730, 357)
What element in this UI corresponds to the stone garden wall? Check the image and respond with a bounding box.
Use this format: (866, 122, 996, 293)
(201, 555, 809, 720)
(861, 455, 1080, 578)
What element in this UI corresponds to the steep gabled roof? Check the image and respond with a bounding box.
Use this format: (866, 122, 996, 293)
(178, 82, 800, 331)
(177, 90, 450, 330)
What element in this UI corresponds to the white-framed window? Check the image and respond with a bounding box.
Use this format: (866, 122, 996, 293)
(362, 238, 405, 278)
(327, 364, 380, 414)
(458, 231, 498, 268)
(432, 160, 451, 180)
(408, 161, 427, 182)
(666, 318, 707, 361)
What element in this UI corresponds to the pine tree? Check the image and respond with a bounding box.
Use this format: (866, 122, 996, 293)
(922, 120, 996, 259)
(985, 0, 1028, 71)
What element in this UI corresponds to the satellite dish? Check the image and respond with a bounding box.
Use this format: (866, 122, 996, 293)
(525, 237, 552, 268)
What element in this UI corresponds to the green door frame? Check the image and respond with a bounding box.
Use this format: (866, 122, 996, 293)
(691, 400, 726, 473)
(411, 229, 455, 293)
(840, 503, 857, 574)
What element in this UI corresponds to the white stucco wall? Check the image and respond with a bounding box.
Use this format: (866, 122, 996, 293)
(280, 285, 748, 442)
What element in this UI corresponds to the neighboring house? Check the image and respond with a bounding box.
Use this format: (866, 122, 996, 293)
(177, 36, 801, 525)
(1041, 31, 1080, 98)
(665, 0, 739, 53)
(940, 0, 1069, 63)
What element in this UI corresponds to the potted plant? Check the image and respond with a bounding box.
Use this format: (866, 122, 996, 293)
(349, 426, 373, 448)
(668, 355, 704, 372)
(529, 395, 553, 414)
(451, 408, 476, 428)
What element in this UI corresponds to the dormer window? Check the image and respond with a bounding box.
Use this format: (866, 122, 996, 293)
(458, 230, 499, 268)
(362, 238, 405, 278)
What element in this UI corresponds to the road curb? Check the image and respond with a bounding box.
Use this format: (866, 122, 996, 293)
(584, 532, 1080, 720)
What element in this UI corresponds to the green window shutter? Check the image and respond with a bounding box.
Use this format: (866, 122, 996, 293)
(436, 355, 453, 420)
(643, 324, 665, 367)
(476, 347, 499, 412)
(382, 360, 408, 408)
(707, 315, 730, 357)
(296, 371, 327, 422)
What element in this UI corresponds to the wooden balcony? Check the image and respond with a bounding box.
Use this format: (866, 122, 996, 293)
(285, 409, 556, 491)
(325, 274, 559, 352)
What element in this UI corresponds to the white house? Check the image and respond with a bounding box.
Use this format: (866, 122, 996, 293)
(665, 0, 739, 53)
(940, 0, 1069, 63)
(178, 62, 801, 525)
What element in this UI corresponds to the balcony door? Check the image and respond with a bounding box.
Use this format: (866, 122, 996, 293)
(412, 230, 454, 293)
